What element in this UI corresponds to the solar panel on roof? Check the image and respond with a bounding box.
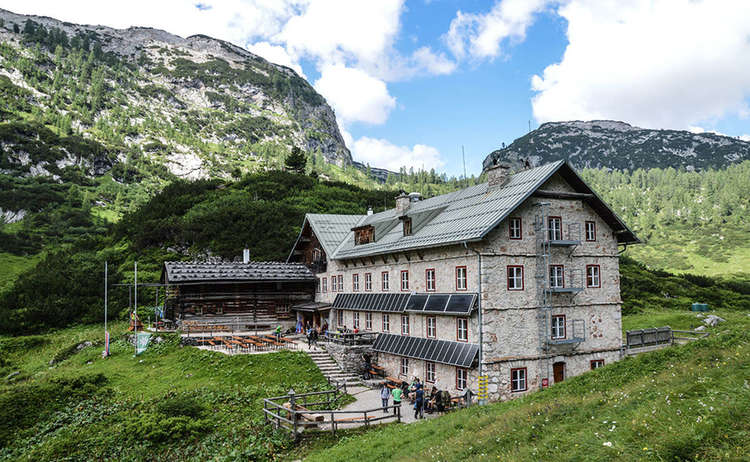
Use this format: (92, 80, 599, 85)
(445, 294, 476, 314)
(406, 294, 428, 311)
(372, 333, 478, 367)
(424, 294, 449, 313)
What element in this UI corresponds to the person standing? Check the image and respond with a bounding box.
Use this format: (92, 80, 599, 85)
(380, 384, 390, 414)
(275, 325, 282, 342)
(414, 384, 424, 419)
(391, 386, 402, 415)
(362, 352, 372, 379)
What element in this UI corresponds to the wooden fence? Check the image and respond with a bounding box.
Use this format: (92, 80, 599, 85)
(262, 382, 401, 441)
(626, 326, 710, 352)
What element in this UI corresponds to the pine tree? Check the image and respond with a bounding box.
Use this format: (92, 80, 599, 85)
(284, 147, 306, 174)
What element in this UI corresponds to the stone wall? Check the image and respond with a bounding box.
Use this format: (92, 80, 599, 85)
(324, 343, 372, 375)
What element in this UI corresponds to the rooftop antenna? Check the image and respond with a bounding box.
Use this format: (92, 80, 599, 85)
(462, 145, 467, 188)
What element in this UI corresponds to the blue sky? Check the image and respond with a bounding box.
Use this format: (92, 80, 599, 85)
(3, 0, 750, 176)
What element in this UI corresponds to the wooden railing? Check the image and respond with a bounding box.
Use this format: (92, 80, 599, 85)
(262, 382, 400, 441)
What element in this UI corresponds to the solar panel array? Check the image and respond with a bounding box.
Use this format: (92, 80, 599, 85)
(332, 292, 477, 315)
(373, 333, 479, 368)
(404, 293, 477, 315)
(331, 293, 411, 312)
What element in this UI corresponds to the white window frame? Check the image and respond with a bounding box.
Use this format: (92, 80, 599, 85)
(507, 266, 524, 291)
(400, 357, 409, 376)
(336, 310, 343, 327)
(426, 268, 436, 292)
(586, 265, 601, 288)
(382, 313, 390, 331)
(550, 265, 564, 288)
(338, 275, 344, 292)
(365, 273, 372, 291)
(381, 272, 389, 291)
(457, 317, 469, 342)
(322, 277, 328, 293)
(401, 270, 409, 291)
(365, 311, 372, 330)
(426, 362, 436, 383)
(509, 217, 522, 239)
(401, 314, 410, 336)
(511, 368, 527, 392)
(352, 274, 360, 292)
(426, 316, 436, 338)
(456, 368, 467, 390)
(551, 315, 566, 339)
(585, 221, 596, 241)
(548, 217, 562, 241)
(353, 311, 360, 329)
(456, 266, 467, 291)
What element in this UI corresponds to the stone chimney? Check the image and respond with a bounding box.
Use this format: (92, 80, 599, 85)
(395, 192, 411, 213)
(367, 206, 373, 216)
(243, 248, 250, 264)
(486, 161, 512, 189)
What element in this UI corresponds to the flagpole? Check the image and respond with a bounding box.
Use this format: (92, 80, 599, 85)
(134, 260, 138, 356)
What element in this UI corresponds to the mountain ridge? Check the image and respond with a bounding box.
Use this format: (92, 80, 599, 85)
(484, 120, 750, 171)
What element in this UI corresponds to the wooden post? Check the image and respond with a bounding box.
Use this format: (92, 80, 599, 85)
(364, 411, 369, 427)
(289, 388, 298, 441)
(263, 400, 268, 424)
(331, 411, 336, 435)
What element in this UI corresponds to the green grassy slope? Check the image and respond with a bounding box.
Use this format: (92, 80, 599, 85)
(0, 322, 335, 460)
(298, 311, 750, 462)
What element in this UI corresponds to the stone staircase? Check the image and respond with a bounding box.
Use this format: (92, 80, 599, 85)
(307, 349, 361, 386)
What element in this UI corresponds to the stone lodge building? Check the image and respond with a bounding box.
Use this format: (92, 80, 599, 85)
(287, 160, 639, 400)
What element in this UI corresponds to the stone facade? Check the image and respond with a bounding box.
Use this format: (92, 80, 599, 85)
(297, 170, 629, 401)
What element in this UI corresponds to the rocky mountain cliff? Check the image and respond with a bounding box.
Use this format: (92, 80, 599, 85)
(484, 120, 750, 171)
(0, 8, 351, 183)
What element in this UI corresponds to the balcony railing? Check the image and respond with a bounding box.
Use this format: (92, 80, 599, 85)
(545, 267, 583, 294)
(324, 331, 377, 345)
(547, 222, 581, 246)
(548, 318, 585, 345)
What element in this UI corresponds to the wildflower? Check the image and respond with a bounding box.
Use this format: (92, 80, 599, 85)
(603, 442, 613, 447)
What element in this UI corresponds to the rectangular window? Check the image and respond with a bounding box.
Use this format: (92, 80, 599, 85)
(507, 266, 524, 291)
(381, 272, 389, 291)
(511, 367, 527, 392)
(338, 275, 344, 292)
(365, 312, 372, 330)
(337, 310, 343, 327)
(456, 266, 467, 291)
(354, 226, 374, 245)
(316, 278, 321, 293)
(331, 275, 337, 292)
(382, 313, 390, 332)
(401, 314, 410, 336)
(586, 265, 601, 288)
(509, 217, 522, 240)
(548, 216, 562, 241)
(425, 268, 436, 292)
(400, 357, 409, 376)
(590, 359, 605, 370)
(550, 265, 565, 288)
(365, 273, 372, 291)
(457, 318, 469, 342)
(585, 221, 596, 241)
(352, 274, 360, 292)
(426, 362, 436, 383)
(426, 316, 436, 338)
(322, 277, 328, 293)
(401, 270, 409, 291)
(352, 312, 360, 330)
(551, 314, 566, 339)
(456, 368, 467, 390)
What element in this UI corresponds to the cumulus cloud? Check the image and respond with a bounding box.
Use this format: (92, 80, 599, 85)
(444, 0, 548, 60)
(246, 41, 304, 77)
(314, 64, 396, 125)
(531, 0, 750, 129)
(739, 134, 750, 142)
(352, 137, 445, 171)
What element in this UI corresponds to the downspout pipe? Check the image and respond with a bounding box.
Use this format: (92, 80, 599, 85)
(464, 242, 484, 400)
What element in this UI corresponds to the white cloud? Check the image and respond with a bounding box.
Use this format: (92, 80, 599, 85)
(740, 134, 750, 142)
(531, 0, 750, 129)
(352, 137, 444, 171)
(314, 64, 396, 125)
(445, 0, 549, 60)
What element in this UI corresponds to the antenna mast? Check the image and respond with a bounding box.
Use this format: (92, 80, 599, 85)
(462, 145, 467, 188)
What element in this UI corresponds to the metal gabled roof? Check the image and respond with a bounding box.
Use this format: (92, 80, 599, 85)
(332, 161, 566, 259)
(287, 213, 364, 261)
(162, 261, 315, 284)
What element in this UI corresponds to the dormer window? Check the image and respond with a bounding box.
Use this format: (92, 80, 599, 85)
(353, 225, 374, 245)
(402, 217, 412, 236)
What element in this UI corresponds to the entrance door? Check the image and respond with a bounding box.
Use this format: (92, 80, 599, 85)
(553, 362, 566, 383)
